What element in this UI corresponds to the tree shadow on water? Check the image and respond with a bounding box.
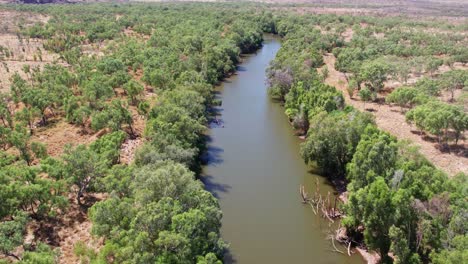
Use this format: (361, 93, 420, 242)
(236, 65, 247, 72)
(200, 174, 231, 199)
(200, 145, 224, 165)
(223, 249, 238, 264)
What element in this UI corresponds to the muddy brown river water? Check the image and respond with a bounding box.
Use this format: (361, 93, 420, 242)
(202, 35, 364, 264)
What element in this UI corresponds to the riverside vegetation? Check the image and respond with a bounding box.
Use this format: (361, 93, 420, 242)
(0, 2, 466, 264)
(267, 12, 467, 264)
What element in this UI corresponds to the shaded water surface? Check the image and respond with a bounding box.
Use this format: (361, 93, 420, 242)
(202, 36, 363, 264)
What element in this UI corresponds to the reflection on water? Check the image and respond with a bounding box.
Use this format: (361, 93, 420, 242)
(202, 35, 363, 264)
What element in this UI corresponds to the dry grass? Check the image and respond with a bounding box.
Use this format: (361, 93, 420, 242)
(26, 193, 106, 264)
(31, 119, 103, 157)
(0, 10, 59, 92)
(257, 0, 468, 19)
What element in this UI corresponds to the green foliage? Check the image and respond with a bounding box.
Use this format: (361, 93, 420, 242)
(91, 100, 134, 134)
(19, 243, 57, 264)
(406, 101, 467, 144)
(358, 59, 391, 93)
(301, 110, 374, 177)
(61, 144, 109, 205)
(414, 77, 441, 96)
(386, 86, 429, 109)
(345, 177, 395, 262)
(123, 80, 144, 105)
(390, 226, 421, 264)
(346, 127, 398, 190)
(146, 103, 205, 150)
(89, 131, 126, 165)
(5, 3, 467, 263)
(100, 164, 134, 197)
(269, 9, 468, 264)
(438, 69, 467, 101)
(73, 241, 97, 264)
(81, 74, 114, 107)
(284, 81, 344, 122)
(358, 87, 373, 103)
(0, 212, 28, 258)
(425, 57, 443, 76)
(90, 162, 225, 263)
(430, 235, 468, 264)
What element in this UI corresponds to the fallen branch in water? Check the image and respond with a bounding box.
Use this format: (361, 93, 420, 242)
(300, 185, 308, 203)
(347, 241, 352, 256)
(328, 235, 345, 254)
(299, 184, 343, 222)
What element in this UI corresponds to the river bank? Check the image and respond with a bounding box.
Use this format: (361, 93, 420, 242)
(202, 35, 364, 264)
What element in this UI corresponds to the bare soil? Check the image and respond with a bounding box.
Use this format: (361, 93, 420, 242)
(0, 10, 59, 92)
(259, 0, 468, 19)
(26, 193, 106, 264)
(31, 118, 104, 157)
(322, 53, 467, 176)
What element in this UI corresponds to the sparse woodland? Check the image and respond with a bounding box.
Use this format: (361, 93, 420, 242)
(0, 2, 466, 264)
(0, 3, 268, 263)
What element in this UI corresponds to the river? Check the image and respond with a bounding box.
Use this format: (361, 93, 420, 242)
(201, 35, 363, 264)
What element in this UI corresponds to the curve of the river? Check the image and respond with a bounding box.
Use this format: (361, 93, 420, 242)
(202, 35, 364, 264)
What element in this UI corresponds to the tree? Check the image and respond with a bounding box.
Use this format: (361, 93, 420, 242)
(81, 75, 114, 108)
(0, 212, 28, 260)
(438, 70, 467, 102)
(8, 125, 47, 165)
(134, 143, 197, 169)
(146, 104, 205, 150)
(394, 61, 411, 84)
(386, 87, 429, 111)
(346, 127, 398, 191)
(18, 243, 57, 264)
(344, 177, 395, 263)
(414, 77, 440, 96)
(89, 131, 126, 165)
(358, 60, 391, 94)
(425, 57, 443, 77)
(123, 80, 144, 105)
(62, 144, 108, 205)
(0, 93, 13, 129)
(100, 165, 134, 197)
(21, 88, 52, 126)
(390, 226, 421, 264)
(90, 162, 225, 263)
(406, 101, 467, 144)
(91, 100, 135, 135)
(301, 110, 374, 177)
(64, 97, 91, 128)
(266, 67, 293, 101)
(284, 81, 344, 120)
(358, 87, 372, 109)
(15, 107, 37, 135)
(347, 79, 358, 98)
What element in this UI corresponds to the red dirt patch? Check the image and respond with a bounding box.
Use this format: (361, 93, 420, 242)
(31, 119, 104, 157)
(26, 193, 106, 264)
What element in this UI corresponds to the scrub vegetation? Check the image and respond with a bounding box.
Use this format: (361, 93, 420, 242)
(0, 3, 270, 263)
(0, 1, 466, 264)
(267, 10, 467, 264)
